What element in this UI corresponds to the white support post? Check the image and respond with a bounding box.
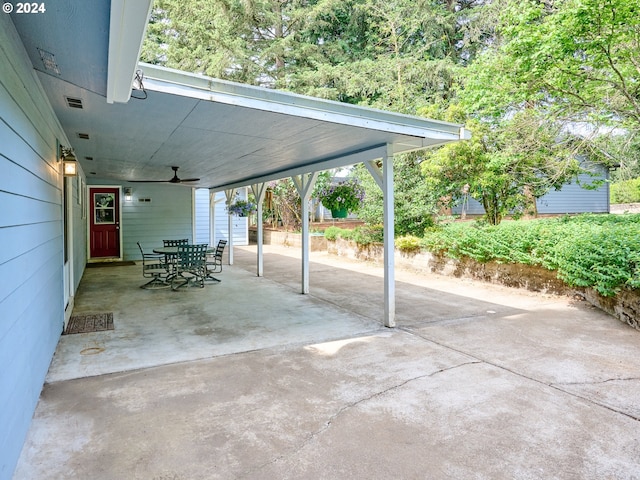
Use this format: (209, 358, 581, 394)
(292, 172, 319, 294)
(224, 188, 236, 265)
(208, 190, 215, 246)
(251, 182, 268, 277)
(365, 146, 395, 327)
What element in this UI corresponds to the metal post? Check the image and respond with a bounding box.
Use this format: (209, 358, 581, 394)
(365, 145, 395, 327)
(251, 183, 267, 277)
(382, 148, 395, 327)
(292, 172, 318, 294)
(224, 188, 236, 265)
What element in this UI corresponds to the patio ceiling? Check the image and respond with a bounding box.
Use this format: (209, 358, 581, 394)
(10, 1, 469, 191)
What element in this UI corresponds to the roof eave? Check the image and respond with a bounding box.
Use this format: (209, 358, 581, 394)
(139, 62, 468, 141)
(106, 0, 153, 104)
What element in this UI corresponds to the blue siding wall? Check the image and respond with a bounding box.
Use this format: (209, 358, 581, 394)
(195, 188, 249, 246)
(0, 15, 70, 478)
(88, 180, 194, 260)
(211, 190, 249, 246)
(194, 188, 210, 244)
(453, 165, 610, 216)
(537, 166, 610, 214)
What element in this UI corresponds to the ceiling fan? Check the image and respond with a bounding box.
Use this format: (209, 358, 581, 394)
(129, 166, 200, 184)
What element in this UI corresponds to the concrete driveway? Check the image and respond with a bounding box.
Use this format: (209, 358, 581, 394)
(13, 245, 640, 479)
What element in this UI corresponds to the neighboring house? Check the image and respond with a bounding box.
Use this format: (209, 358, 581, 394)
(452, 164, 610, 216)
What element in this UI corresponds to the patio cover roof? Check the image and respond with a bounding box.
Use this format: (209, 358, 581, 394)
(10, 1, 469, 190)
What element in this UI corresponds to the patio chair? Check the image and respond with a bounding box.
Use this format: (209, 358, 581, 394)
(137, 242, 170, 289)
(162, 239, 188, 272)
(205, 240, 227, 282)
(163, 239, 189, 247)
(171, 243, 208, 290)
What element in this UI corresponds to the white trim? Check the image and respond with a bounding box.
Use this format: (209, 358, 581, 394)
(292, 173, 318, 294)
(107, 0, 154, 103)
(214, 145, 389, 191)
(250, 183, 268, 277)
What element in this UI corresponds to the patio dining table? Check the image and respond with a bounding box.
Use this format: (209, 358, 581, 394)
(153, 245, 218, 284)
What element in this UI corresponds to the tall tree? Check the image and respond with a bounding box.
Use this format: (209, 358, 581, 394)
(142, 0, 315, 86)
(421, 109, 584, 224)
(461, 0, 640, 132)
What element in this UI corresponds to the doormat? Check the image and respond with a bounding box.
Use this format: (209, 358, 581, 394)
(64, 313, 114, 335)
(86, 261, 136, 268)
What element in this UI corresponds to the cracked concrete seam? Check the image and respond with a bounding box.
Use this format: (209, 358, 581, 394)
(237, 360, 481, 479)
(552, 377, 640, 386)
(400, 327, 640, 423)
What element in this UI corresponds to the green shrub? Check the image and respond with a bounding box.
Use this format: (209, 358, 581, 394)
(352, 225, 384, 245)
(395, 235, 422, 253)
(611, 178, 640, 203)
(323, 226, 355, 241)
(323, 226, 341, 241)
(421, 214, 640, 296)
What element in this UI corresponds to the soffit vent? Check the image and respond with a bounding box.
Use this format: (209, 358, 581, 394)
(65, 97, 84, 109)
(77, 133, 90, 140)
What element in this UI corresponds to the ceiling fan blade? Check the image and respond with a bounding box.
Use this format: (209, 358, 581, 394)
(128, 180, 170, 183)
(127, 167, 199, 184)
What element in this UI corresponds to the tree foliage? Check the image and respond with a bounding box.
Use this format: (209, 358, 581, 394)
(461, 0, 640, 132)
(141, 0, 640, 232)
(421, 110, 584, 224)
(353, 155, 437, 236)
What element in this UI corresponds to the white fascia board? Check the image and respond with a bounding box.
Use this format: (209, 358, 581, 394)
(209, 145, 390, 192)
(140, 63, 468, 141)
(107, 0, 154, 104)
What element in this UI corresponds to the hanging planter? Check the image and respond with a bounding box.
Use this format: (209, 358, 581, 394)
(227, 200, 256, 217)
(318, 179, 365, 217)
(331, 208, 348, 219)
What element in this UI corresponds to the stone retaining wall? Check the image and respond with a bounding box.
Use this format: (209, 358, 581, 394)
(328, 238, 639, 331)
(249, 228, 327, 251)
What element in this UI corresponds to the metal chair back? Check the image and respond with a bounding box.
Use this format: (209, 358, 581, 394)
(136, 242, 169, 289)
(163, 239, 189, 247)
(205, 240, 227, 282)
(172, 244, 208, 289)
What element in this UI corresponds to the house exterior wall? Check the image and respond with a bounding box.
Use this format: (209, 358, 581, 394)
(536, 165, 610, 214)
(453, 166, 610, 216)
(0, 14, 73, 477)
(197, 189, 249, 246)
(88, 180, 194, 260)
(194, 188, 210, 244)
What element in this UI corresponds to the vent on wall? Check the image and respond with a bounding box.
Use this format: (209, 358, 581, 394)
(77, 133, 90, 140)
(65, 97, 84, 109)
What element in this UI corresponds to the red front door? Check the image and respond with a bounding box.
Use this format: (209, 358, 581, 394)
(89, 187, 121, 258)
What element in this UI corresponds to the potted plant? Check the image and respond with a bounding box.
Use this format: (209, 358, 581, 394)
(227, 199, 257, 217)
(318, 179, 365, 218)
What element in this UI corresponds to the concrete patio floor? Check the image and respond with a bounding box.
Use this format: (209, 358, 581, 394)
(13, 245, 640, 479)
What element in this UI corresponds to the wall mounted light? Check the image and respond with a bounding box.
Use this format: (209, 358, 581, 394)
(63, 159, 78, 176)
(60, 145, 78, 177)
(124, 187, 133, 202)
